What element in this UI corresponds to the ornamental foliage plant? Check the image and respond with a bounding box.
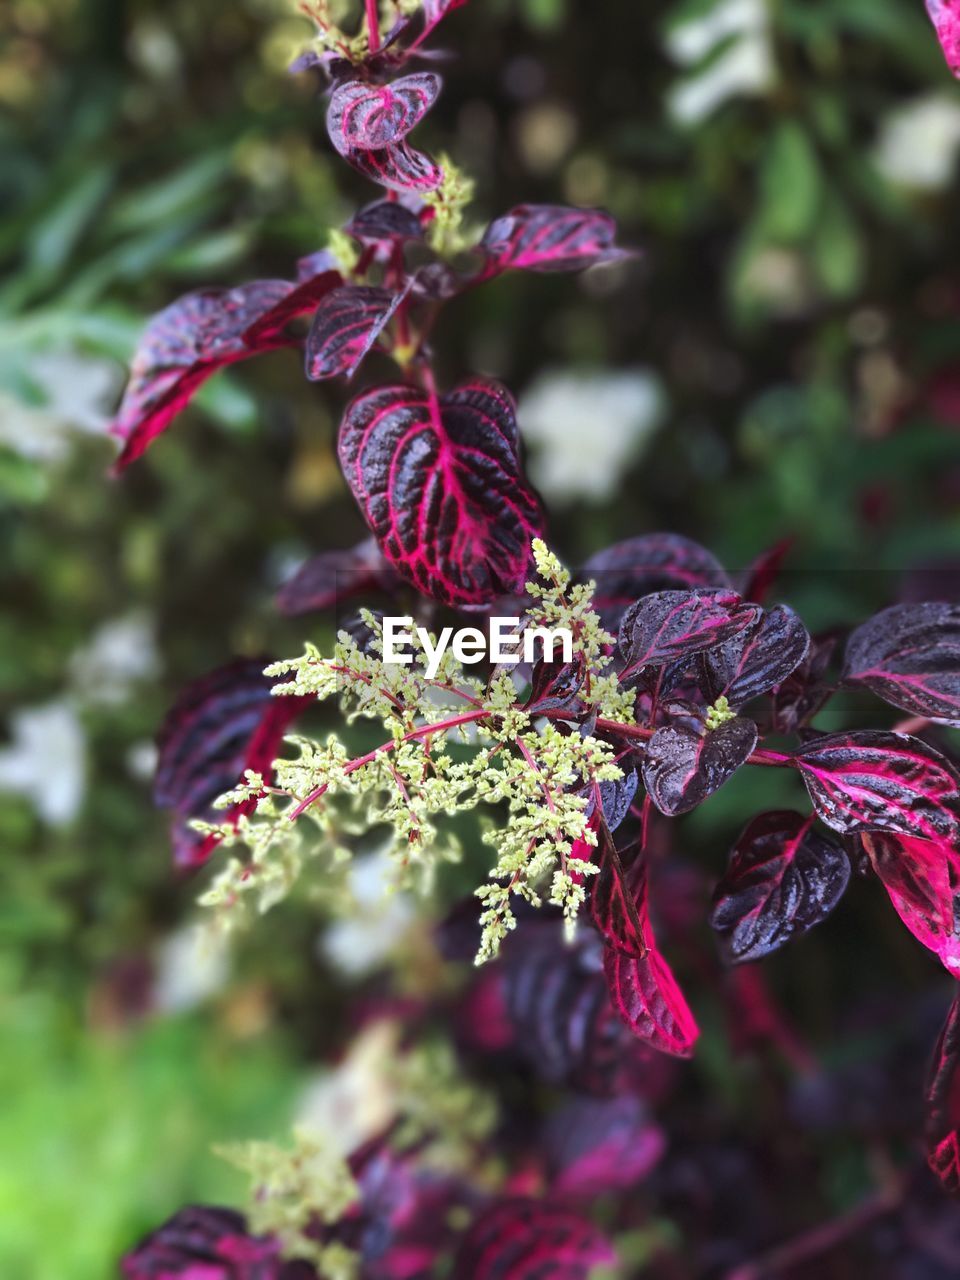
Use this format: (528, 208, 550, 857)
(109, 2, 960, 1277)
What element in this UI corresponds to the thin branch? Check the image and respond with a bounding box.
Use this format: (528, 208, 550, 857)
(286, 708, 488, 820)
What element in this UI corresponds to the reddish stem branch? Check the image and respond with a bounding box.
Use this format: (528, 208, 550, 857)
(284, 703, 796, 825)
(725, 1171, 904, 1279)
(590, 716, 793, 769)
(365, 0, 380, 52)
(286, 707, 487, 820)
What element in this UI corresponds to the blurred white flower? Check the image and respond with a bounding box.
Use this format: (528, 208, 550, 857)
(518, 369, 664, 505)
(874, 94, 960, 191)
(153, 922, 231, 1013)
(665, 0, 773, 125)
(320, 847, 416, 977)
(126, 739, 159, 781)
(68, 611, 159, 707)
(0, 351, 119, 462)
(0, 699, 86, 825)
(296, 1021, 401, 1154)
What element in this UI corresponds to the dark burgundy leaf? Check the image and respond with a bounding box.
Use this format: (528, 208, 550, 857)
(771, 632, 838, 734)
(275, 538, 394, 616)
(288, 49, 323, 74)
(345, 199, 425, 245)
(710, 811, 850, 962)
(501, 925, 658, 1095)
(794, 731, 960, 842)
(345, 139, 443, 193)
(641, 717, 759, 817)
(862, 831, 960, 975)
(927, 1, 960, 78)
(702, 604, 811, 708)
(926, 992, 960, 1195)
(525, 652, 586, 715)
(337, 378, 544, 607)
(326, 73, 441, 155)
(243, 266, 342, 345)
(590, 828, 647, 954)
(739, 537, 794, 604)
(155, 660, 310, 868)
(305, 284, 405, 381)
(110, 281, 299, 469)
(618, 588, 761, 685)
(582, 533, 729, 630)
(452, 1198, 615, 1280)
(584, 770, 639, 833)
(544, 1096, 665, 1198)
(479, 204, 630, 275)
(333, 1139, 470, 1280)
(842, 602, 960, 726)
(603, 941, 699, 1058)
(120, 1205, 309, 1279)
(411, 261, 467, 300)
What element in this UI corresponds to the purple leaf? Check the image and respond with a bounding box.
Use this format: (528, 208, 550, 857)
(155, 660, 310, 868)
(452, 1198, 615, 1280)
(710, 811, 850, 962)
(544, 1096, 665, 1198)
(582, 533, 729, 630)
(410, 261, 466, 300)
(337, 378, 544, 607)
(927, 1, 960, 77)
(641, 716, 759, 817)
(345, 199, 425, 245)
(603, 941, 699, 1058)
(926, 991, 960, 1195)
(334, 1139, 469, 1280)
(862, 830, 960, 975)
(593, 850, 699, 1057)
(275, 538, 393, 616)
(525, 652, 586, 715)
(618, 588, 762, 685)
(590, 829, 648, 954)
(305, 284, 406, 381)
(771, 632, 838, 734)
(702, 604, 811, 708)
(120, 1205, 306, 1279)
(794, 731, 960, 842)
(501, 924, 657, 1095)
(842, 602, 960, 726)
(345, 139, 444, 193)
(243, 266, 342, 345)
(584, 771, 639, 833)
(327, 73, 441, 154)
(479, 204, 631, 275)
(110, 273, 342, 469)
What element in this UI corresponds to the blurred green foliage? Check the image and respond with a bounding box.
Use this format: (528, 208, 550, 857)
(2, 0, 960, 1274)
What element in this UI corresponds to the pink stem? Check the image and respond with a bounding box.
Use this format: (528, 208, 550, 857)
(287, 708, 487, 820)
(589, 716, 792, 769)
(365, 0, 380, 52)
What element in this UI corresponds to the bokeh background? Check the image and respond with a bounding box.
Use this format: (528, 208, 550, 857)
(3, 0, 960, 1275)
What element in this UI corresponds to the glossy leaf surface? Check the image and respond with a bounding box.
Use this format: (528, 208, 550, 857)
(338, 378, 543, 606)
(794, 731, 960, 842)
(711, 811, 850, 962)
(641, 717, 759, 817)
(843, 602, 960, 726)
(618, 588, 761, 684)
